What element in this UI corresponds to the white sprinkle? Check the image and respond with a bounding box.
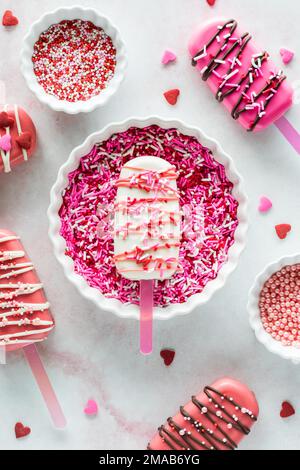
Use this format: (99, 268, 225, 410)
(225, 68, 239, 81)
(224, 82, 239, 88)
(193, 45, 207, 61)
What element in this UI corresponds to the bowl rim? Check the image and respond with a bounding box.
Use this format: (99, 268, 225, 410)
(248, 253, 300, 363)
(48, 115, 248, 320)
(20, 5, 127, 114)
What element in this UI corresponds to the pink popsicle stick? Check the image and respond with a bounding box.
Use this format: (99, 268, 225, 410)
(140, 280, 153, 355)
(23, 344, 66, 429)
(275, 116, 300, 155)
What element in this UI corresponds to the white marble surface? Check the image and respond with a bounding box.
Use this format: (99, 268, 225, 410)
(0, 0, 300, 450)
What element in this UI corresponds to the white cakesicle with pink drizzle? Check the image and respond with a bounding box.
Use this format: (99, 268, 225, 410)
(114, 156, 181, 353)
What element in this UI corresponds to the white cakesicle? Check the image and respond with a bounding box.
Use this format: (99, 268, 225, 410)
(114, 156, 181, 281)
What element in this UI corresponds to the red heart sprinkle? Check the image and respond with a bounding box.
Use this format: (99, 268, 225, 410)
(2, 10, 19, 26)
(275, 224, 291, 240)
(164, 89, 180, 106)
(15, 422, 31, 439)
(280, 401, 295, 418)
(0, 111, 14, 128)
(16, 131, 32, 150)
(160, 349, 175, 366)
(207, 0, 216, 5)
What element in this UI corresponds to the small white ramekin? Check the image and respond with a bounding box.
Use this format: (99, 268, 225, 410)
(48, 116, 248, 320)
(20, 6, 127, 114)
(248, 254, 300, 364)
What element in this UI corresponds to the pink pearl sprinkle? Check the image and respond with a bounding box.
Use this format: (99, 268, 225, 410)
(259, 264, 300, 348)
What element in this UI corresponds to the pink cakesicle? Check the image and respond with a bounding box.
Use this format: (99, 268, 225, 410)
(114, 157, 181, 355)
(0, 229, 66, 428)
(147, 377, 259, 450)
(189, 19, 300, 154)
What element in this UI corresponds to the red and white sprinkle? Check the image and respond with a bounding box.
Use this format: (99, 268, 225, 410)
(32, 19, 116, 102)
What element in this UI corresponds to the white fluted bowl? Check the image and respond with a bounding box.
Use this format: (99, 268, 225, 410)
(48, 116, 248, 320)
(21, 6, 127, 114)
(248, 254, 300, 364)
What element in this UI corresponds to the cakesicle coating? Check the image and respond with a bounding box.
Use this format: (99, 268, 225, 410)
(148, 377, 259, 450)
(0, 105, 37, 173)
(0, 229, 54, 352)
(189, 18, 293, 132)
(114, 156, 181, 281)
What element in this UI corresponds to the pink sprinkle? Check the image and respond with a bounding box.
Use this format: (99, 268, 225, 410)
(280, 48, 294, 65)
(212, 70, 221, 78)
(162, 50, 177, 65)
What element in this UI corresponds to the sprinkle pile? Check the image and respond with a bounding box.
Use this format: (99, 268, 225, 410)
(259, 264, 300, 347)
(59, 125, 239, 308)
(32, 19, 116, 102)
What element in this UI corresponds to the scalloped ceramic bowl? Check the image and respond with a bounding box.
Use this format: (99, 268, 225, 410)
(48, 116, 248, 320)
(248, 254, 300, 364)
(20, 6, 127, 114)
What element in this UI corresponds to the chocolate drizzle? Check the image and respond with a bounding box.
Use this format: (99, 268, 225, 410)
(191, 19, 286, 131)
(147, 385, 257, 451)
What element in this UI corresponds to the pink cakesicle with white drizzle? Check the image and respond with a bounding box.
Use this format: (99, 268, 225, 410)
(114, 156, 181, 354)
(189, 18, 300, 154)
(148, 377, 259, 450)
(0, 229, 66, 428)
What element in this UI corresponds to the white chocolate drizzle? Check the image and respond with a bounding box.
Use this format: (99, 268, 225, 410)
(14, 104, 28, 161)
(0, 105, 29, 173)
(0, 104, 11, 173)
(0, 235, 53, 346)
